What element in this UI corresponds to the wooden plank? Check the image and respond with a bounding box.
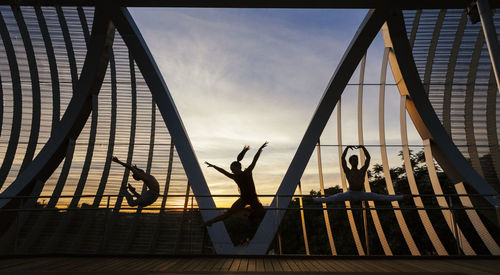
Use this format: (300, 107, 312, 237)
(228, 257, 241, 272)
(157, 257, 182, 272)
(278, 258, 292, 272)
(237, 257, 248, 272)
(296, 258, 311, 272)
(210, 257, 226, 272)
(263, 257, 274, 272)
(314, 259, 330, 272)
(247, 257, 256, 272)
(285, 258, 301, 272)
(255, 257, 265, 272)
(220, 257, 234, 272)
(318, 258, 340, 272)
(270, 258, 283, 272)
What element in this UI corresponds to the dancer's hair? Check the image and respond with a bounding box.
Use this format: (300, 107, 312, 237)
(230, 146, 250, 171)
(132, 165, 145, 180)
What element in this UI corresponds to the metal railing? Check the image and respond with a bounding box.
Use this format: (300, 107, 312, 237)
(0, 193, 498, 256)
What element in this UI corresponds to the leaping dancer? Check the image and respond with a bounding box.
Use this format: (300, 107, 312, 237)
(313, 145, 410, 203)
(202, 142, 268, 227)
(112, 156, 160, 207)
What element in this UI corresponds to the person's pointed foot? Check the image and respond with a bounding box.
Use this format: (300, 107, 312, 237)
(402, 194, 413, 202)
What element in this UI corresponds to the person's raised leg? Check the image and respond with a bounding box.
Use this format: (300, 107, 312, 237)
(202, 198, 245, 227)
(360, 191, 405, 201)
(313, 190, 351, 203)
(122, 188, 139, 206)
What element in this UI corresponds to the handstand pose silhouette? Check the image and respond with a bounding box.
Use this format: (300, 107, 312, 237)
(202, 142, 268, 227)
(112, 156, 160, 207)
(314, 145, 409, 203)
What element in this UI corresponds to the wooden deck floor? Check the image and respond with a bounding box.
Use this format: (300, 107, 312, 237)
(0, 256, 498, 274)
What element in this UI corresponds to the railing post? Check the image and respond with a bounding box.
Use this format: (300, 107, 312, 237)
(276, 194, 282, 255)
(448, 194, 461, 255)
(362, 200, 369, 255)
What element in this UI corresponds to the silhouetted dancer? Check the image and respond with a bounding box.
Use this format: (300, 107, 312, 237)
(202, 142, 268, 227)
(112, 156, 160, 207)
(313, 145, 410, 203)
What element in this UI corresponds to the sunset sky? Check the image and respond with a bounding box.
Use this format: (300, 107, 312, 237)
(130, 8, 423, 206)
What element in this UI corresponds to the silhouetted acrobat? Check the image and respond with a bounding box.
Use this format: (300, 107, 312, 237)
(202, 142, 268, 227)
(313, 145, 410, 203)
(112, 156, 160, 207)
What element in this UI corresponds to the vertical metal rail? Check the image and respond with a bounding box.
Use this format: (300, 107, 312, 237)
(378, 46, 420, 256)
(477, 0, 500, 93)
(0, 9, 22, 189)
(12, 6, 41, 174)
(316, 140, 336, 255)
(338, 98, 365, 256)
(297, 182, 310, 255)
(175, 181, 192, 253)
(357, 53, 392, 256)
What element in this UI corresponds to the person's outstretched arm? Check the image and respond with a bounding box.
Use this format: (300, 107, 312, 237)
(205, 161, 234, 179)
(112, 156, 139, 173)
(247, 142, 268, 171)
(360, 145, 371, 171)
(342, 146, 352, 172)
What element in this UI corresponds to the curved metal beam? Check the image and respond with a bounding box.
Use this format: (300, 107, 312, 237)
(246, 8, 391, 254)
(12, 6, 41, 173)
(400, 95, 448, 255)
(477, 0, 500, 94)
(34, 6, 60, 134)
(385, 10, 500, 206)
(443, 11, 467, 135)
(316, 140, 336, 255)
(378, 46, 419, 255)
(0, 9, 23, 189)
(422, 9, 446, 94)
(110, 6, 235, 254)
(464, 29, 486, 178)
(0, 5, 115, 209)
(357, 52, 392, 256)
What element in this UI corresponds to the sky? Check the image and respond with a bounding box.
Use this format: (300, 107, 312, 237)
(129, 8, 423, 206)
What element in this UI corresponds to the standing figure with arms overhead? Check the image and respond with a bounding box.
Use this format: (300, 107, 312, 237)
(313, 145, 410, 203)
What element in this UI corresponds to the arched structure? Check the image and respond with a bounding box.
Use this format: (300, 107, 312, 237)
(0, 2, 499, 256)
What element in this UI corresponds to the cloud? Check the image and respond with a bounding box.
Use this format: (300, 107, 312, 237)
(130, 8, 409, 205)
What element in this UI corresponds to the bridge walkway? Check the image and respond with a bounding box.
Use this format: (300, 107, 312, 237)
(0, 256, 498, 274)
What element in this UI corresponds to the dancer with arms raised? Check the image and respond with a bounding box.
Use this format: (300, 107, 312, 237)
(202, 142, 268, 227)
